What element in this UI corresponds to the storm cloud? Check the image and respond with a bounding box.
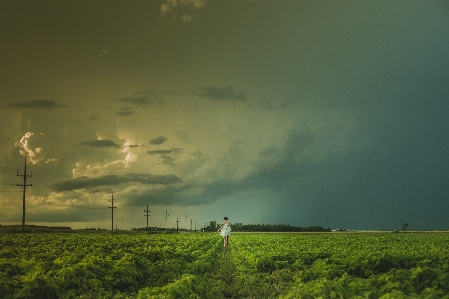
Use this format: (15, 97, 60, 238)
(77, 140, 121, 148)
(1, 100, 68, 110)
(116, 96, 163, 107)
(1, 1, 448, 230)
(115, 107, 134, 117)
(51, 173, 181, 192)
(197, 86, 246, 102)
(149, 136, 168, 145)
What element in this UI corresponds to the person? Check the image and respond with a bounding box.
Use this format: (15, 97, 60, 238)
(217, 217, 232, 250)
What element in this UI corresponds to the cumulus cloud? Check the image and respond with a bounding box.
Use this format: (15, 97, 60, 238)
(1, 99, 69, 110)
(15, 132, 44, 164)
(149, 136, 168, 145)
(51, 173, 181, 192)
(45, 158, 59, 164)
(197, 86, 247, 102)
(160, 0, 206, 21)
(182, 14, 193, 22)
(77, 140, 121, 148)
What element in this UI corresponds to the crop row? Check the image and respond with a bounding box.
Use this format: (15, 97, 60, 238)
(228, 233, 449, 298)
(0, 233, 221, 299)
(1, 232, 448, 298)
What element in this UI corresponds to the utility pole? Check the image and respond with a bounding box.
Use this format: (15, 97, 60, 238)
(165, 210, 169, 228)
(190, 219, 193, 231)
(17, 159, 32, 233)
(144, 205, 151, 229)
(108, 194, 117, 232)
(176, 217, 180, 232)
(325, 186, 329, 230)
(195, 221, 197, 231)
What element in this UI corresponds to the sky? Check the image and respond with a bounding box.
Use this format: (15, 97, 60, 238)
(1, 0, 448, 231)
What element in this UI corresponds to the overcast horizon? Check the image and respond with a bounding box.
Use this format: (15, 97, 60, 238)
(1, 0, 448, 231)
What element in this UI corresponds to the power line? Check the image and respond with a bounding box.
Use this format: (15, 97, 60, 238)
(70, 206, 106, 210)
(0, 153, 21, 159)
(32, 163, 64, 180)
(1, 167, 18, 172)
(26, 187, 49, 199)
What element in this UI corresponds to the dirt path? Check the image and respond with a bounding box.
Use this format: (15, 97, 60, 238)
(207, 247, 239, 298)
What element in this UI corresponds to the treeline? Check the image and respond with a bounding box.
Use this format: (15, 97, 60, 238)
(0, 224, 72, 233)
(203, 221, 330, 232)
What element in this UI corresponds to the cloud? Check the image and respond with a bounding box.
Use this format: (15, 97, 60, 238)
(197, 86, 247, 102)
(127, 144, 139, 148)
(77, 140, 121, 148)
(124, 182, 205, 206)
(116, 96, 163, 107)
(15, 132, 43, 164)
(147, 148, 183, 155)
(45, 158, 59, 164)
(160, 0, 206, 21)
(258, 98, 291, 111)
(1, 99, 69, 110)
(115, 107, 134, 117)
(135, 89, 158, 96)
(101, 49, 109, 54)
(149, 136, 168, 145)
(89, 116, 98, 121)
(182, 14, 193, 22)
(51, 173, 181, 192)
(147, 148, 183, 165)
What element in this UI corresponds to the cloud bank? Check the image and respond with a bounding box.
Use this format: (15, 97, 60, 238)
(77, 140, 121, 148)
(1, 100, 68, 110)
(197, 86, 246, 102)
(52, 173, 182, 192)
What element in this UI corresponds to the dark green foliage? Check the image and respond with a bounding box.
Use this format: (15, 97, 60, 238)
(1, 232, 448, 298)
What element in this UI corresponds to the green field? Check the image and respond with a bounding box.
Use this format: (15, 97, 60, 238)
(1, 232, 448, 298)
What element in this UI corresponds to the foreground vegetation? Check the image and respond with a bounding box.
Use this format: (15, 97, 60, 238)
(1, 232, 448, 298)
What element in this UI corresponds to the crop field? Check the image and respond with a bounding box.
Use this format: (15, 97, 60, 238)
(1, 232, 448, 299)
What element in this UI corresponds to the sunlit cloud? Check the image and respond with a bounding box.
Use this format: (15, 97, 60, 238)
(160, 0, 206, 21)
(15, 132, 43, 164)
(45, 158, 59, 164)
(182, 14, 193, 22)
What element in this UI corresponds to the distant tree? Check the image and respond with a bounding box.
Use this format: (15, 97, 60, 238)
(204, 221, 217, 232)
(402, 222, 409, 231)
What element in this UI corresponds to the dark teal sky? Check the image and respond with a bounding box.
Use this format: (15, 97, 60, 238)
(1, 0, 448, 230)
